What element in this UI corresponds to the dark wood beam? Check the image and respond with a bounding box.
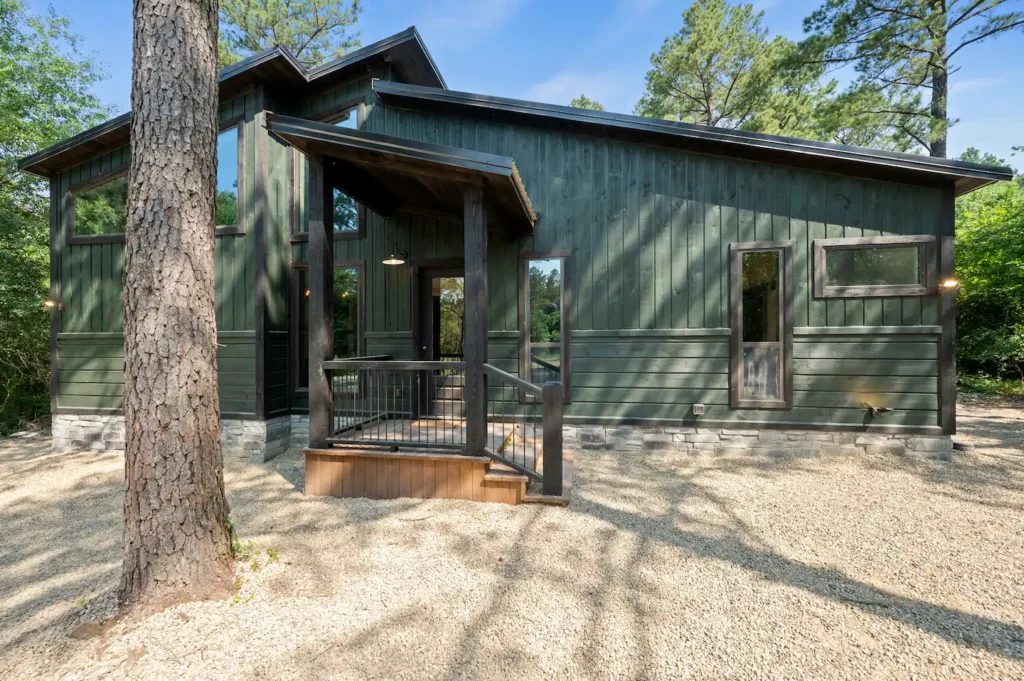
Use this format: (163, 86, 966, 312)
(463, 182, 488, 454)
(308, 153, 334, 447)
(939, 186, 956, 435)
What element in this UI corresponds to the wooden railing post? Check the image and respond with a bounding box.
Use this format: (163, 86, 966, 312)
(463, 183, 488, 455)
(542, 382, 563, 496)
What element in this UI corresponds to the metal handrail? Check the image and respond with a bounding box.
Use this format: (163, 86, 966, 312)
(324, 359, 465, 371)
(483, 363, 542, 396)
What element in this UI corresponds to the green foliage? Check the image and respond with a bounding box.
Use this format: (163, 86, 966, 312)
(74, 175, 128, 235)
(0, 0, 110, 434)
(438, 277, 464, 356)
(569, 94, 604, 111)
(219, 0, 363, 69)
(332, 268, 358, 358)
(955, 154, 1024, 380)
(636, 0, 790, 128)
(333, 189, 357, 232)
(957, 373, 1024, 396)
(635, 0, 925, 151)
(216, 190, 239, 226)
(528, 266, 561, 344)
(800, 0, 1024, 156)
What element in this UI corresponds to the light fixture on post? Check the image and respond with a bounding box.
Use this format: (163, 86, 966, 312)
(43, 299, 65, 311)
(382, 243, 409, 266)
(940, 278, 960, 292)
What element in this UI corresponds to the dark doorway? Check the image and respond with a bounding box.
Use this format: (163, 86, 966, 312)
(416, 266, 464, 362)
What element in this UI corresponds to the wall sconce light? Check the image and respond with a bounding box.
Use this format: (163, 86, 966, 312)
(940, 278, 960, 292)
(382, 243, 409, 266)
(43, 299, 65, 311)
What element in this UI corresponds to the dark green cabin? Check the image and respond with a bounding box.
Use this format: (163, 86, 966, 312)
(19, 27, 1013, 468)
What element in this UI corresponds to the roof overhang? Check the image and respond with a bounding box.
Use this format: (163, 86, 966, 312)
(266, 114, 536, 234)
(373, 82, 1014, 197)
(18, 27, 445, 178)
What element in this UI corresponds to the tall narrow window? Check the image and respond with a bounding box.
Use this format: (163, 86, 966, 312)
(520, 255, 571, 399)
(216, 124, 240, 228)
(330, 108, 360, 235)
(293, 263, 362, 391)
(730, 241, 793, 409)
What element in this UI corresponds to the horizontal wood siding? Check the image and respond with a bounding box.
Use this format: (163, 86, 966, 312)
(54, 90, 262, 416)
(57, 332, 258, 414)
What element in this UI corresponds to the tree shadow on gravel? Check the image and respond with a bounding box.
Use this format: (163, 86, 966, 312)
(0, 436, 123, 654)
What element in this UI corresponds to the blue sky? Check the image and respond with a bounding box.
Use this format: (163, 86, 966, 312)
(31, 0, 1024, 165)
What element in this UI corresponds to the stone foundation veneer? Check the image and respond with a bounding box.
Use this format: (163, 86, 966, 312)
(563, 425, 953, 458)
(52, 414, 953, 462)
(51, 414, 292, 463)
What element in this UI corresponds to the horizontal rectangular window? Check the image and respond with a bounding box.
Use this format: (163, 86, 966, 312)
(73, 174, 128, 237)
(814, 236, 935, 298)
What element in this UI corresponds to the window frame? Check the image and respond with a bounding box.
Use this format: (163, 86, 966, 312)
(729, 240, 793, 410)
(519, 251, 572, 403)
(813, 235, 936, 298)
(65, 167, 129, 245)
(290, 100, 367, 243)
(289, 259, 365, 396)
(214, 115, 246, 235)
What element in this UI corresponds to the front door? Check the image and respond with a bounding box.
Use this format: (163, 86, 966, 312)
(415, 266, 465, 362)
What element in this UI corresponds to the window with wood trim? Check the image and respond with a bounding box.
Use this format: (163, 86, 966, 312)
(292, 104, 365, 242)
(730, 241, 793, 409)
(67, 171, 128, 243)
(215, 122, 242, 230)
(519, 255, 571, 400)
(813, 235, 936, 298)
(292, 261, 364, 392)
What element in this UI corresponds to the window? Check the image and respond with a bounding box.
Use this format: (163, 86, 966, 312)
(69, 172, 128, 242)
(293, 262, 363, 391)
(216, 124, 241, 229)
(330, 109, 360, 235)
(730, 241, 793, 409)
(520, 255, 571, 400)
(813, 236, 935, 298)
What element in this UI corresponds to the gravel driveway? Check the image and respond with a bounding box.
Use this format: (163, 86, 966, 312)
(2, 401, 1023, 680)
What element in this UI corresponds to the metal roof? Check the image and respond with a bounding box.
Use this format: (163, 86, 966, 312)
(266, 114, 536, 233)
(373, 81, 1014, 197)
(18, 27, 445, 177)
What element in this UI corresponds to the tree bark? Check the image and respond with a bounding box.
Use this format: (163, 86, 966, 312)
(120, 0, 233, 608)
(930, 6, 948, 158)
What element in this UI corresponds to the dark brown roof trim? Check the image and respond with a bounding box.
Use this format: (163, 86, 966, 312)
(18, 27, 445, 177)
(373, 81, 1014, 197)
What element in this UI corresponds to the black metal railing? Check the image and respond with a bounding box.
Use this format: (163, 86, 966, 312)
(529, 354, 561, 386)
(324, 357, 467, 451)
(483, 364, 563, 496)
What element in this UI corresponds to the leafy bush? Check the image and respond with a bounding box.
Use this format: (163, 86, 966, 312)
(955, 160, 1024, 385)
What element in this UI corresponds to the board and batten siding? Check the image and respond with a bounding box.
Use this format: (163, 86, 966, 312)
(54, 90, 263, 416)
(339, 102, 945, 431)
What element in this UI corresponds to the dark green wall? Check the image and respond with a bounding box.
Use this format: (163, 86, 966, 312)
(54, 89, 262, 416)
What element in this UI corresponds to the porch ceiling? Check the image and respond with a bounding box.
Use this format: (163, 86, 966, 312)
(266, 114, 537, 234)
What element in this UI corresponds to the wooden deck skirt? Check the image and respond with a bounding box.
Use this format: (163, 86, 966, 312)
(304, 448, 530, 505)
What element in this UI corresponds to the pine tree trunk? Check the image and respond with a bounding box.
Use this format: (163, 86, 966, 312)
(120, 0, 233, 608)
(930, 11, 948, 158)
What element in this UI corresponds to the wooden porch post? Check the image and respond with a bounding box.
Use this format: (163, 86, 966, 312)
(308, 154, 334, 447)
(464, 183, 488, 454)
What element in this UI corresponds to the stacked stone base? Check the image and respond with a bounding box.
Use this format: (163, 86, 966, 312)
(564, 425, 953, 459)
(52, 414, 292, 463)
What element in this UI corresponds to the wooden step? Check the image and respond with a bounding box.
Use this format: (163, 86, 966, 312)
(304, 448, 527, 505)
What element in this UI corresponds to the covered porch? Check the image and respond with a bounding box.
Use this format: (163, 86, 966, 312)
(267, 114, 566, 502)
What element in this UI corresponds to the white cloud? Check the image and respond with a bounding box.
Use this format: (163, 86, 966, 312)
(525, 68, 639, 112)
(417, 0, 527, 46)
(950, 77, 1006, 94)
